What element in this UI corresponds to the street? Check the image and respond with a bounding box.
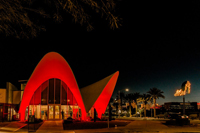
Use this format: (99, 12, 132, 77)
(0, 118, 200, 133)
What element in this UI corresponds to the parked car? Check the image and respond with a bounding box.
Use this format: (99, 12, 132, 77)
(180, 115, 189, 119)
(167, 112, 189, 120)
(167, 112, 181, 120)
(155, 114, 166, 119)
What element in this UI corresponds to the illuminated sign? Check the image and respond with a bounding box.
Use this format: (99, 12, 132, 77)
(174, 81, 191, 96)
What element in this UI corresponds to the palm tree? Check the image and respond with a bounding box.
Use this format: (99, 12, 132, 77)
(132, 92, 140, 114)
(118, 91, 125, 117)
(138, 93, 151, 117)
(108, 97, 113, 120)
(113, 96, 119, 116)
(125, 93, 134, 117)
(147, 88, 165, 117)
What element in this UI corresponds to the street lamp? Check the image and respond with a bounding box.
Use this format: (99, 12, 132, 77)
(125, 88, 129, 92)
(118, 88, 129, 117)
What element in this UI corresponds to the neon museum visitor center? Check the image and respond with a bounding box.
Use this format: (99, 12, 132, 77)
(0, 52, 119, 121)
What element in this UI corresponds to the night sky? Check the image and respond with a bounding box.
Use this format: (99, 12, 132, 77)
(1, 1, 200, 105)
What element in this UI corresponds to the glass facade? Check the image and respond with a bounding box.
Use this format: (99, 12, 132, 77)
(28, 78, 81, 120)
(49, 79, 54, 104)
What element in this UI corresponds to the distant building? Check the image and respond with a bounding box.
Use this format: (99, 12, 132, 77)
(0, 82, 22, 121)
(164, 102, 198, 114)
(197, 103, 200, 110)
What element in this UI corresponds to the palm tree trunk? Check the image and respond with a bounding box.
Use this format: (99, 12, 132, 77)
(114, 103, 118, 116)
(129, 102, 131, 117)
(144, 103, 146, 117)
(135, 101, 137, 114)
(153, 98, 156, 117)
(109, 103, 112, 121)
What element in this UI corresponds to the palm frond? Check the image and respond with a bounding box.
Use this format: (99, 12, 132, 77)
(147, 87, 165, 99)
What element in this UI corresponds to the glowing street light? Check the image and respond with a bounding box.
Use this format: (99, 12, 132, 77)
(125, 88, 129, 92)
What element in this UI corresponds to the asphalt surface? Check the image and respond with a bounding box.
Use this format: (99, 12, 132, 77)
(0, 118, 200, 133)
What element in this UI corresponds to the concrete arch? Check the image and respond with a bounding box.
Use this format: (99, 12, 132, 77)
(18, 52, 119, 120)
(18, 52, 86, 120)
(80, 71, 119, 118)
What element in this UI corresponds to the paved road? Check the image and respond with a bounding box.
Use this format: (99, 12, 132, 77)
(1, 119, 200, 133)
(72, 120, 200, 133)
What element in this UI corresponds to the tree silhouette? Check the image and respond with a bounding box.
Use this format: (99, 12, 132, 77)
(1, 0, 121, 38)
(125, 93, 134, 117)
(138, 93, 151, 117)
(132, 92, 140, 114)
(118, 91, 125, 117)
(147, 88, 165, 117)
(113, 98, 119, 116)
(0, 0, 41, 38)
(108, 97, 113, 120)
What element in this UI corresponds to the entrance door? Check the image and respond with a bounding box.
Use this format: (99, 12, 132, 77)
(48, 105, 60, 120)
(48, 105, 54, 119)
(54, 105, 60, 119)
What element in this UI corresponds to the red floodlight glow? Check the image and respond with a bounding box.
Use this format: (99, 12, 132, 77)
(93, 71, 119, 118)
(18, 52, 119, 121)
(18, 52, 86, 120)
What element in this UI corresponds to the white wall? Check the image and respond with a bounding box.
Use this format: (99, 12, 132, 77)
(21, 83, 26, 101)
(6, 82, 18, 104)
(13, 91, 21, 104)
(0, 89, 6, 103)
(21, 83, 26, 91)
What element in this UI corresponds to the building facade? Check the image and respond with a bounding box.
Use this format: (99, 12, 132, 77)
(0, 82, 21, 121)
(1, 52, 119, 121)
(164, 102, 198, 115)
(27, 78, 81, 120)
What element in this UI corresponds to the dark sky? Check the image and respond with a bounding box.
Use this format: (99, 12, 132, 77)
(1, 1, 200, 105)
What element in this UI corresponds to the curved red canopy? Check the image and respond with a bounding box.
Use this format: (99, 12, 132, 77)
(18, 52, 119, 120)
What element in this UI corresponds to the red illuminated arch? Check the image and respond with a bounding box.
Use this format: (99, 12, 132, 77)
(80, 71, 119, 119)
(18, 52, 86, 120)
(93, 71, 119, 118)
(19, 52, 119, 121)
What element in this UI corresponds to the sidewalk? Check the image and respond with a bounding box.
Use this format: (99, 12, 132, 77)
(36, 120, 63, 133)
(0, 121, 27, 132)
(116, 116, 167, 121)
(35, 119, 200, 133)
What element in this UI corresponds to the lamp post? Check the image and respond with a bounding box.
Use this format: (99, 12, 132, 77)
(183, 95, 185, 115)
(118, 88, 129, 118)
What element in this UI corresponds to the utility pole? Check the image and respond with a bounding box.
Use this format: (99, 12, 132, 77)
(183, 95, 185, 115)
(118, 88, 129, 118)
(118, 91, 121, 118)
